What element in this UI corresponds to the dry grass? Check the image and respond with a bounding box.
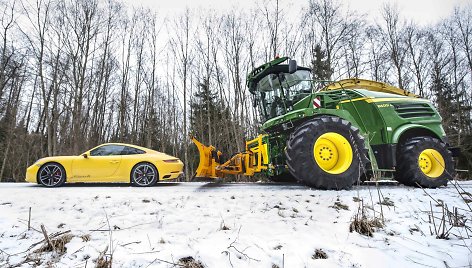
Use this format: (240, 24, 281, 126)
(330, 201, 349, 211)
(178, 256, 205, 268)
(95, 246, 111, 268)
(312, 248, 328, 259)
(33, 233, 74, 254)
(350, 214, 383, 237)
(350, 200, 384, 237)
(96, 255, 112, 268)
(378, 197, 395, 207)
(80, 234, 91, 242)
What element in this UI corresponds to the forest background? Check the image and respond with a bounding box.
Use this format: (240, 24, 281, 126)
(0, 0, 471, 182)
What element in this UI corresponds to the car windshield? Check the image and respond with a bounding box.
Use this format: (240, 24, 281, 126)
(255, 69, 312, 120)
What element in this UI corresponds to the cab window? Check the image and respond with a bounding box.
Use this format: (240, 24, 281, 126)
(90, 145, 125, 156)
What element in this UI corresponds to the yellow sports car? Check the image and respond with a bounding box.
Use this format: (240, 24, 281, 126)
(25, 143, 184, 187)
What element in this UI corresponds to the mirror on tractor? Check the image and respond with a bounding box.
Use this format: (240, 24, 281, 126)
(288, 59, 297, 74)
(82, 153, 88, 159)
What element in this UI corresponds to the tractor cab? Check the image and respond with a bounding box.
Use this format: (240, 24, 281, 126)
(247, 57, 312, 120)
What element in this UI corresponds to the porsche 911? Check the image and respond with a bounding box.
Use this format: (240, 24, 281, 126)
(25, 143, 184, 187)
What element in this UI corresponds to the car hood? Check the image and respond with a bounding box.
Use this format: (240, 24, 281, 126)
(32, 156, 79, 165)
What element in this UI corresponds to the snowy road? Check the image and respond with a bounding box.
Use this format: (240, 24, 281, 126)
(1, 182, 471, 267)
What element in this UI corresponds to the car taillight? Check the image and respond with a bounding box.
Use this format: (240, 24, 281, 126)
(163, 159, 179, 163)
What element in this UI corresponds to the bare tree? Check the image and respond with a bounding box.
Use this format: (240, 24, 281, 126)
(378, 3, 407, 88)
(306, 0, 356, 79)
(170, 8, 193, 180)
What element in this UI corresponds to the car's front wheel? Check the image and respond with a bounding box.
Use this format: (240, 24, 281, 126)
(37, 163, 66, 187)
(285, 116, 368, 190)
(131, 162, 158, 187)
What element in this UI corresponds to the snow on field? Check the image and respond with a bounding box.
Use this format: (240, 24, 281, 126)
(0, 182, 471, 268)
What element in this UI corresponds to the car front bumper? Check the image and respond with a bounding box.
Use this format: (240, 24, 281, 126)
(25, 164, 40, 183)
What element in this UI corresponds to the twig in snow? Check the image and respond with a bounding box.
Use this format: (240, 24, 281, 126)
(28, 207, 31, 231)
(119, 241, 141, 247)
(0, 248, 11, 257)
(103, 209, 114, 267)
(131, 250, 162, 255)
(221, 226, 260, 267)
(40, 224, 55, 252)
(419, 183, 471, 242)
(17, 219, 40, 233)
(147, 234, 152, 249)
(145, 257, 183, 268)
(89, 221, 157, 232)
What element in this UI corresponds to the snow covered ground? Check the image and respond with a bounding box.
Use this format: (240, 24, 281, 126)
(0, 181, 471, 268)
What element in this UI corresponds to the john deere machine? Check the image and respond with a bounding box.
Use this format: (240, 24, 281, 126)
(191, 57, 457, 189)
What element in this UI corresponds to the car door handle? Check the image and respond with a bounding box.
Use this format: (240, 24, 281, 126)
(109, 160, 119, 164)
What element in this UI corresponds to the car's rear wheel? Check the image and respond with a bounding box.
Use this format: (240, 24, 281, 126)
(131, 162, 158, 187)
(37, 163, 66, 187)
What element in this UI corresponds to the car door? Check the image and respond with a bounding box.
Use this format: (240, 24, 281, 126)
(71, 145, 124, 182)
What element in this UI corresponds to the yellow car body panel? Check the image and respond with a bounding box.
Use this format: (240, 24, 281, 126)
(25, 143, 184, 185)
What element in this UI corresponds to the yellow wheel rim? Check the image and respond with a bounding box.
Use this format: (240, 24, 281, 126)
(418, 149, 445, 178)
(313, 132, 353, 174)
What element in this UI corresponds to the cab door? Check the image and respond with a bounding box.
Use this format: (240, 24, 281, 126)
(71, 145, 124, 182)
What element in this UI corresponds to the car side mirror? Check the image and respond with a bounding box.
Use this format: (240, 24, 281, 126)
(82, 153, 88, 159)
(288, 59, 297, 74)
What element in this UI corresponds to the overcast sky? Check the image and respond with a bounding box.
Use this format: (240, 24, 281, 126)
(131, 0, 470, 26)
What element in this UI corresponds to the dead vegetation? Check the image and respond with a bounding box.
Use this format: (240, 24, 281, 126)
(81, 234, 91, 242)
(330, 199, 349, 211)
(427, 199, 470, 239)
(219, 218, 231, 231)
(350, 200, 384, 237)
(178, 256, 205, 268)
(312, 248, 328, 259)
(95, 246, 112, 268)
(378, 197, 395, 207)
(221, 227, 260, 267)
(416, 179, 472, 240)
(33, 233, 73, 254)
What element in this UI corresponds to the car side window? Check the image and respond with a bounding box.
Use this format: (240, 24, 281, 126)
(121, 146, 145, 155)
(90, 145, 125, 156)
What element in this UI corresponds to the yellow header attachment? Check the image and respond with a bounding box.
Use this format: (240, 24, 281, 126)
(191, 135, 269, 179)
(321, 78, 419, 98)
(191, 137, 223, 179)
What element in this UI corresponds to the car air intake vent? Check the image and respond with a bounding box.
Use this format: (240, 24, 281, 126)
(393, 103, 435, 118)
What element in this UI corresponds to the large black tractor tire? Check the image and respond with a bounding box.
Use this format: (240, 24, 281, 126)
(285, 116, 369, 190)
(395, 137, 454, 188)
